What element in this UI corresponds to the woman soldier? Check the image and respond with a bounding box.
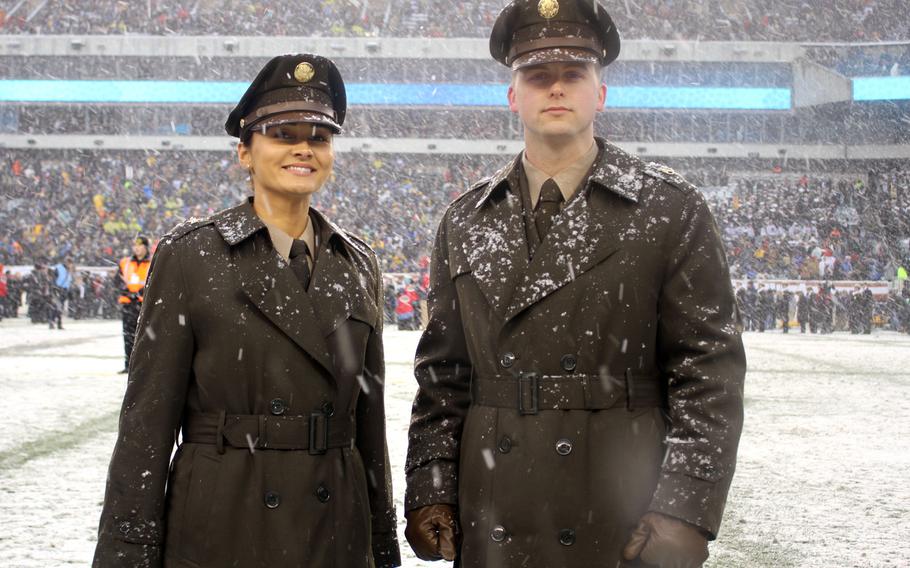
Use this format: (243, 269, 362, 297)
(93, 53, 401, 568)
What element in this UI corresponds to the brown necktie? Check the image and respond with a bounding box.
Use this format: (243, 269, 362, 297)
(535, 178, 563, 240)
(289, 240, 311, 291)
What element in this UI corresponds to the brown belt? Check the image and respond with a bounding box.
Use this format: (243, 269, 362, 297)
(182, 411, 354, 455)
(471, 370, 665, 415)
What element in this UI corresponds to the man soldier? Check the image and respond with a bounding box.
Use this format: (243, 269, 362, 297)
(860, 286, 874, 334)
(117, 236, 151, 372)
(756, 285, 772, 332)
(848, 286, 862, 334)
(404, 1, 746, 567)
(796, 291, 810, 333)
(27, 260, 52, 324)
(777, 290, 791, 333)
(743, 280, 758, 331)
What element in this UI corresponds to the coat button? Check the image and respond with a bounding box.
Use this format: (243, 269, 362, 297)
(499, 352, 516, 368)
(490, 525, 507, 542)
(559, 528, 576, 546)
(264, 491, 281, 509)
(498, 436, 512, 454)
(269, 398, 287, 416)
(555, 438, 573, 456)
(320, 401, 335, 416)
(316, 485, 331, 503)
(560, 354, 577, 372)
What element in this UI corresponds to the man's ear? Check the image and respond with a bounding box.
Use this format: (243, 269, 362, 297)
(597, 83, 607, 112)
(508, 82, 519, 113)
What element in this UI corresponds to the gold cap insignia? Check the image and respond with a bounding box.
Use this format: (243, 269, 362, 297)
(239, 118, 245, 128)
(294, 62, 315, 83)
(538, 0, 559, 19)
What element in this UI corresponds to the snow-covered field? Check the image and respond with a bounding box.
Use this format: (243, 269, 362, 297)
(1, 317, 908, 567)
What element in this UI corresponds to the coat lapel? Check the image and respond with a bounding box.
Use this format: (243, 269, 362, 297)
(307, 210, 378, 335)
(504, 193, 620, 321)
(457, 157, 530, 316)
(504, 140, 646, 321)
(214, 200, 334, 376)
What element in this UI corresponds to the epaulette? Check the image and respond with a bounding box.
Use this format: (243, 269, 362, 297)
(445, 176, 491, 208)
(643, 162, 698, 194)
(469, 176, 492, 192)
(162, 216, 215, 242)
(339, 229, 375, 259)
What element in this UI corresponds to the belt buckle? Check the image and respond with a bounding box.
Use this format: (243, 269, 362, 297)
(517, 372, 539, 415)
(309, 412, 328, 455)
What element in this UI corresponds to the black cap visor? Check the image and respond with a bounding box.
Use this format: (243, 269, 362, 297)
(242, 108, 342, 140)
(512, 46, 601, 70)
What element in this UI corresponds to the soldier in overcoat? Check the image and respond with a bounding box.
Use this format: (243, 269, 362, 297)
(404, 2, 746, 567)
(93, 54, 400, 568)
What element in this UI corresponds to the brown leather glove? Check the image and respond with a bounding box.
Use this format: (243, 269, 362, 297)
(405, 504, 458, 562)
(622, 512, 709, 568)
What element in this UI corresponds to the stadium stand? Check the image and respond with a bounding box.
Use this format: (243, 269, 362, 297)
(2, 0, 908, 41)
(1, 5, 909, 321)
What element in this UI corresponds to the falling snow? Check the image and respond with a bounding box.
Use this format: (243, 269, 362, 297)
(0, 321, 908, 567)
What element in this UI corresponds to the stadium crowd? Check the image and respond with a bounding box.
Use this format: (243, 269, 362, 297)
(2, 150, 908, 331)
(7, 103, 910, 146)
(4, 55, 795, 87)
(2, 150, 908, 279)
(709, 171, 910, 283)
(2, 0, 908, 42)
(0, 150, 477, 273)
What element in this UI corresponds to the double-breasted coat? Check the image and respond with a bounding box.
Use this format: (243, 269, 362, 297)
(94, 198, 400, 568)
(405, 139, 746, 567)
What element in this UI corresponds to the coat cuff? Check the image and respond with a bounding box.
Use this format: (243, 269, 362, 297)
(372, 530, 402, 568)
(92, 536, 162, 567)
(404, 459, 459, 512)
(648, 471, 728, 539)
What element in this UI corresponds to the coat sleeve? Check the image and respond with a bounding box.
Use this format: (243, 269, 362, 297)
(93, 237, 195, 567)
(649, 188, 746, 539)
(404, 211, 473, 512)
(356, 253, 402, 568)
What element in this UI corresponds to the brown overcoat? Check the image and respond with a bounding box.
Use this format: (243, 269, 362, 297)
(94, 199, 400, 568)
(406, 139, 746, 567)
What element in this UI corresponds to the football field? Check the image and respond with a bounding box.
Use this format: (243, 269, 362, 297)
(0, 318, 908, 567)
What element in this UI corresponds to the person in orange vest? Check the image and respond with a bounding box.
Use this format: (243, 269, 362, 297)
(118, 236, 151, 373)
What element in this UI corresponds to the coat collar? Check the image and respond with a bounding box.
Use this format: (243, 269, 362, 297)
(474, 153, 522, 209)
(213, 197, 366, 257)
(222, 199, 376, 379)
(213, 197, 266, 246)
(474, 138, 644, 209)
(460, 138, 642, 321)
(307, 208, 378, 334)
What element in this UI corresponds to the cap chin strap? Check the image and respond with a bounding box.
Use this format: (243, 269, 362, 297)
(241, 100, 336, 129)
(507, 36, 602, 65)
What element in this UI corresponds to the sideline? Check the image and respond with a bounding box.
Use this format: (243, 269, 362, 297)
(0, 411, 119, 471)
(0, 334, 120, 357)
